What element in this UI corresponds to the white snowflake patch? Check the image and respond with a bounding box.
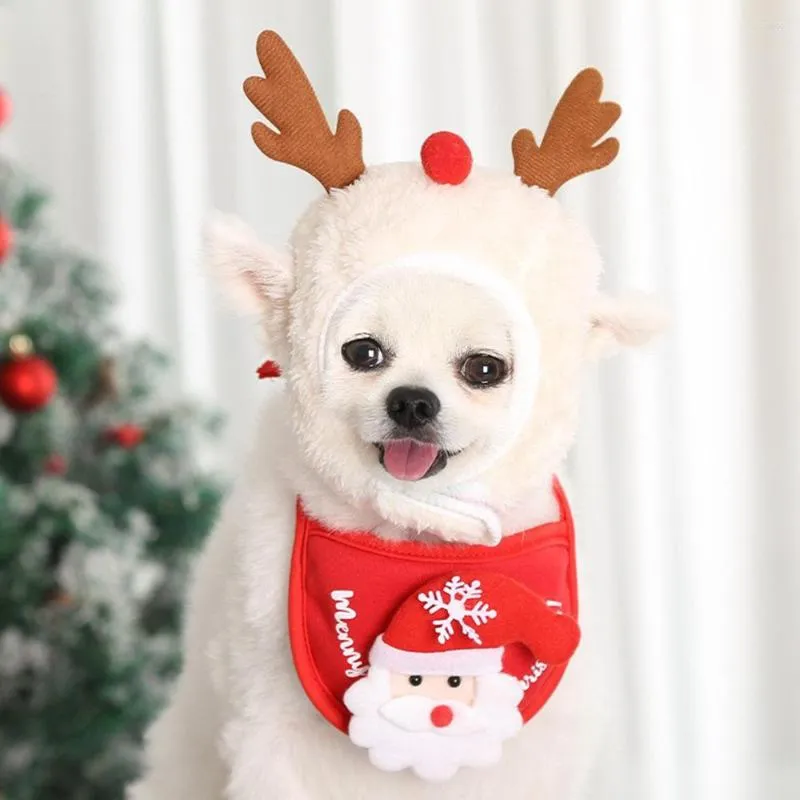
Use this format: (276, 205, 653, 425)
(417, 576, 497, 645)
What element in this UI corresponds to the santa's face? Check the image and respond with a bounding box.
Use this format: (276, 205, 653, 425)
(344, 666, 524, 782)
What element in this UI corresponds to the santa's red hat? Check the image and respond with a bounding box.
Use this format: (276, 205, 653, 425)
(369, 572, 580, 677)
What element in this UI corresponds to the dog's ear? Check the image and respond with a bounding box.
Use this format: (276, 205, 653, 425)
(587, 292, 667, 359)
(205, 212, 294, 345)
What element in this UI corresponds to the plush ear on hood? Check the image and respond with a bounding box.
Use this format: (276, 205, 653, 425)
(588, 291, 667, 359)
(204, 212, 294, 350)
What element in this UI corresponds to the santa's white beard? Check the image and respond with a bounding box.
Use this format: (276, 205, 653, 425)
(344, 668, 523, 782)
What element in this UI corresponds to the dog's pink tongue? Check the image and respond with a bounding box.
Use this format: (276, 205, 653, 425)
(383, 439, 440, 481)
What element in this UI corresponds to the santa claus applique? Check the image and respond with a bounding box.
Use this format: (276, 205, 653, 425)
(343, 572, 580, 781)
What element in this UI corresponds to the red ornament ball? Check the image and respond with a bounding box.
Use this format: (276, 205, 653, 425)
(0, 216, 13, 263)
(0, 88, 11, 129)
(257, 359, 282, 379)
(43, 454, 67, 475)
(420, 131, 473, 185)
(0, 354, 58, 412)
(107, 423, 145, 449)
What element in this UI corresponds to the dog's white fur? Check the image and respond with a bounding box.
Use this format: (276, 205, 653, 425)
(128, 164, 663, 799)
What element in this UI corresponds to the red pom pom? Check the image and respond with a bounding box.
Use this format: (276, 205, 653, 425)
(0, 216, 13, 263)
(0, 88, 11, 129)
(257, 359, 282, 379)
(107, 423, 145, 449)
(420, 131, 473, 185)
(0, 354, 57, 412)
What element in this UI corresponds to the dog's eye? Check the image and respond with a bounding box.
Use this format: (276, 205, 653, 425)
(342, 337, 386, 371)
(408, 675, 423, 687)
(447, 676, 462, 688)
(460, 353, 508, 387)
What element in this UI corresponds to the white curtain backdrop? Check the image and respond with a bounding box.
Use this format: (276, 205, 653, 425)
(3, 1, 799, 798)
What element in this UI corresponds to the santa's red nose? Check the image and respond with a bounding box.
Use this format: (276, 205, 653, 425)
(430, 704, 454, 728)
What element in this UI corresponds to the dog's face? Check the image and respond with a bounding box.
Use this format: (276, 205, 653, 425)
(209, 163, 663, 537)
(321, 270, 529, 487)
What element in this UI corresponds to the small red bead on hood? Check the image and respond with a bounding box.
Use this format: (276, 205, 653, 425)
(257, 359, 282, 379)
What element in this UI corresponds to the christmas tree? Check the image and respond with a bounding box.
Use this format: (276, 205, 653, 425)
(0, 88, 224, 799)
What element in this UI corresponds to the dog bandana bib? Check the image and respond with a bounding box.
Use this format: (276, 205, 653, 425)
(288, 478, 580, 781)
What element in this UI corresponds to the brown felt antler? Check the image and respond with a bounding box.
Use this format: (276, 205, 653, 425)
(512, 68, 621, 195)
(243, 31, 365, 192)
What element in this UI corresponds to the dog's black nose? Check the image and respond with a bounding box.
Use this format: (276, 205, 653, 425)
(386, 386, 441, 430)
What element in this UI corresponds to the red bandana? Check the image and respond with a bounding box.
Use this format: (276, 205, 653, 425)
(288, 479, 579, 734)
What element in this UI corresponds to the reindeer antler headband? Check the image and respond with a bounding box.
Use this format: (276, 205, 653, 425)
(244, 30, 621, 194)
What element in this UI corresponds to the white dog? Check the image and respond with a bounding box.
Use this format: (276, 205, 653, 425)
(128, 30, 663, 800)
